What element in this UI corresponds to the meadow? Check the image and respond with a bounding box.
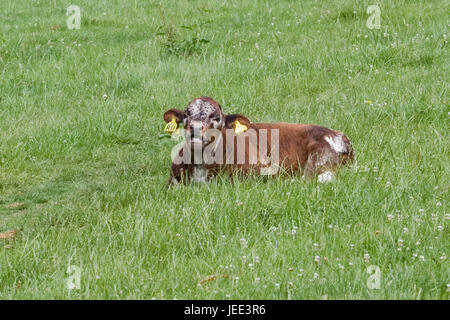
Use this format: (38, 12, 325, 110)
(0, 0, 448, 299)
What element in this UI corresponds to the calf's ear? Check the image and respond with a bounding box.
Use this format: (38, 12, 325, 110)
(163, 109, 185, 124)
(224, 114, 251, 131)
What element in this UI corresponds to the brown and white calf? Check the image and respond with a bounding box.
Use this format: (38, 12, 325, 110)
(163, 96, 354, 185)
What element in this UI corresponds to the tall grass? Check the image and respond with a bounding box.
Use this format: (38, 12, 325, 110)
(0, 0, 448, 299)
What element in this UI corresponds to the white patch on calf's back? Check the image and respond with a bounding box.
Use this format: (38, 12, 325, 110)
(325, 135, 347, 153)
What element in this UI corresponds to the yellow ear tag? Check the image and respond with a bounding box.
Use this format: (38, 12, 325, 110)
(234, 120, 248, 134)
(164, 118, 178, 134)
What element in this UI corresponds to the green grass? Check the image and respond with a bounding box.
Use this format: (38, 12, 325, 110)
(0, 0, 448, 299)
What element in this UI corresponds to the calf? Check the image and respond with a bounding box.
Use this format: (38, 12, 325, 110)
(163, 96, 354, 185)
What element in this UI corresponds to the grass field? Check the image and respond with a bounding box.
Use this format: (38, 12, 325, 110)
(0, 0, 448, 299)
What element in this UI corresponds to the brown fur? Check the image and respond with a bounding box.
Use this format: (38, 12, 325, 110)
(164, 97, 354, 184)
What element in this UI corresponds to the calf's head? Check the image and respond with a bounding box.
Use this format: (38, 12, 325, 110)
(163, 96, 250, 149)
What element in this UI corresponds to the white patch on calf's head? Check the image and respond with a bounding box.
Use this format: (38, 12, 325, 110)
(324, 135, 347, 153)
(185, 98, 224, 131)
(187, 98, 216, 120)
